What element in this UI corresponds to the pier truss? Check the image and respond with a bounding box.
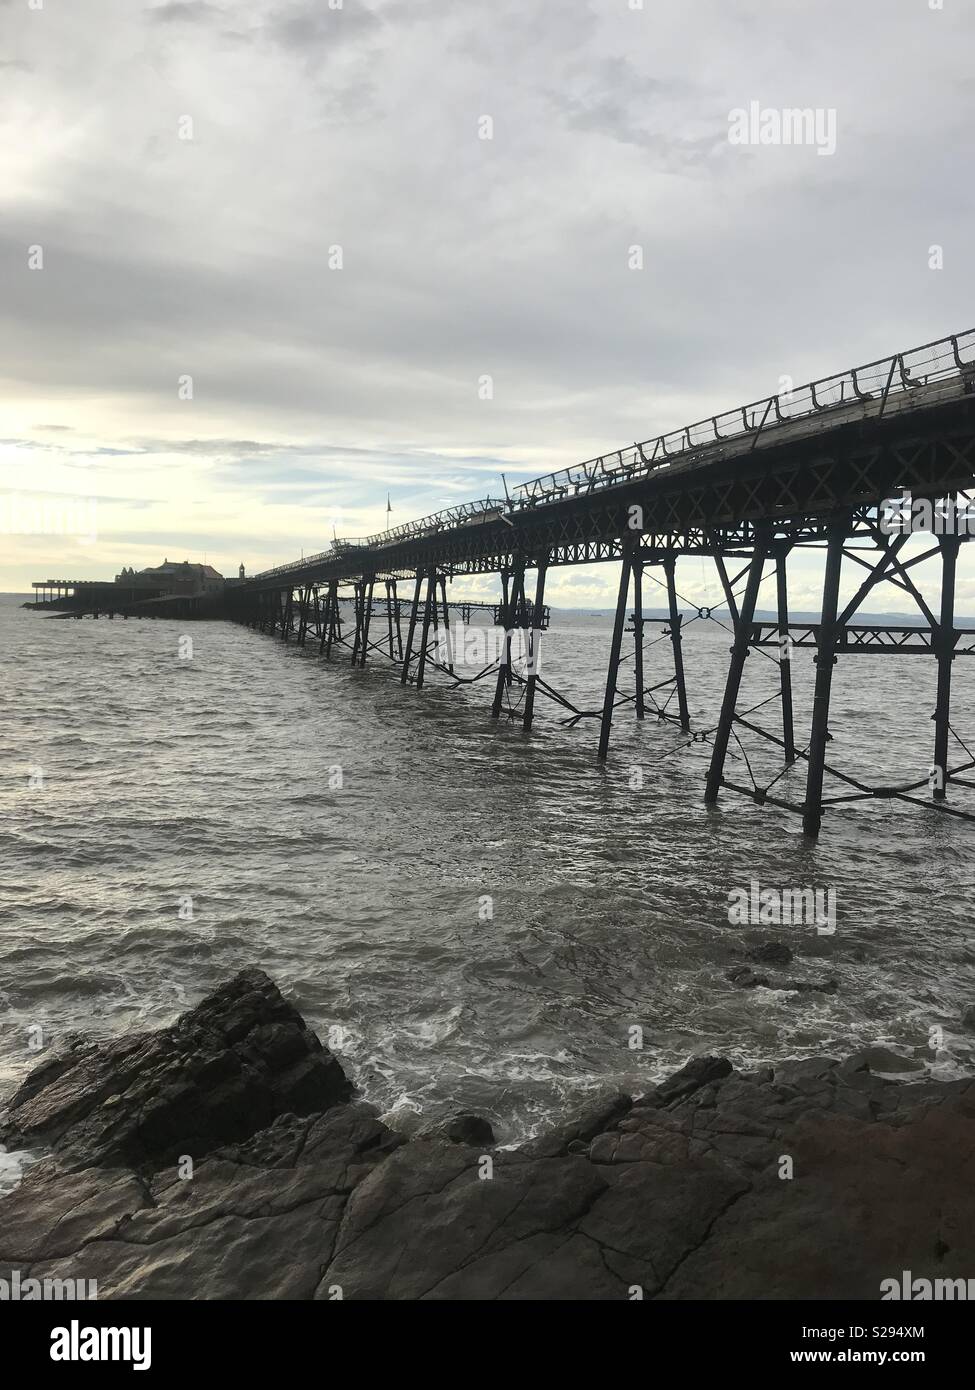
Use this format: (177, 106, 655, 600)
(41, 330, 975, 836)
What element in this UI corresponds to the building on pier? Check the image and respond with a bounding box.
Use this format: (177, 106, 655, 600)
(115, 559, 225, 595)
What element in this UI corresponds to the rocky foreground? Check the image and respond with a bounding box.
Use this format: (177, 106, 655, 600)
(1, 967, 973, 1300)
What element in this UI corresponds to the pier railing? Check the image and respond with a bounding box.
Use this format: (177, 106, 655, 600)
(511, 329, 975, 506)
(252, 328, 975, 579)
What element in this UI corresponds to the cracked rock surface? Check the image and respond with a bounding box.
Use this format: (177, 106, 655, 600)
(2, 970, 973, 1299)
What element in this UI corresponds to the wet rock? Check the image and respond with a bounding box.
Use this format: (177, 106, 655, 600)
(661, 1094, 975, 1299)
(0, 1101, 399, 1300)
(727, 966, 770, 989)
(322, 1144, 611, 1299)
(519, 1087, 631, 1157)
(727, 966, 837, 995)
(840, 1047, 924, 1076)
(654, 1055, 733, 1107)
(750, 942, 793, 966)
(773, 1057, 839, 1087)
(0, 968, 352, 1171)
(422, 1113, 496, 1146)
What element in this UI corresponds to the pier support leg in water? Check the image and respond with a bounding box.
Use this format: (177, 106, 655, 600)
(664, 553, 690, 732)
(358, 576, 375, 668)
(802, 519, 847, 836)
(776, 546, 796, 763)
(704, 525, 771, 805)
(401, 573, 423, 683)
(522, 557, 548, 731)
(492, 558, 526, 718)
(415, 571, 438, 689)
(933, 530, 960, 801)
(598, 542, 634, 760)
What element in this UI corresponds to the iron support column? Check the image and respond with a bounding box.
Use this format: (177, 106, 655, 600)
(321, 580, 339, 656)
(359, 577, 375, 667)
(664, 554, 690, 731)
(802, 520, 847, 836)
(522, 559, 548, 731)
(438, 576, 454, 675)
(386, 581, 396, 659)
(400, 574, 423, 683)
(633, 557, 645, 720)
(598, 545, 634, 760)
(704, 526, 771, 804)
(776, 548, 796, 763)
(933, 532, 960, 801)
(415, 571, 437, 689)
(492, 561, 525, 718)
(350, 582, 364, 665)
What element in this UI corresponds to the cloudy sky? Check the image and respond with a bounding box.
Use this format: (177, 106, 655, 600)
(1, 0, 973, 609)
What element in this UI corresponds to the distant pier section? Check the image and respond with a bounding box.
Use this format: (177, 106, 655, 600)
(28, 560, 543, 630)
(28, 559, 241, 619)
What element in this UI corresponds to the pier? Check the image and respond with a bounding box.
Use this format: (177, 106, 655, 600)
(35, 329, 975, 835)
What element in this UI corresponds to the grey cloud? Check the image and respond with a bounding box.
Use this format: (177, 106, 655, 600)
(148, 2, 226, 22)
(2, 0, 973, 561)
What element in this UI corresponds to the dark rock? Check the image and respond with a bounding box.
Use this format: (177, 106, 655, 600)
(519, 1087, 631, 1157)
(840, 1047, 924, 1076)
(962, 1006, 975, 1033)
(750, 942, 793, 966)
(0, 968, 352, 1171)
(727, 966, 769, 989)
(773, 1057, 839, 1087)
(728, 966, 837, 995)
(661, 1094, 975, 1299)
(323, 1143, 611, 1299)
(0, 1101, 399, 1300)
(422, 1113, 496, 1147)
(654, 1055, 733, 1107)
